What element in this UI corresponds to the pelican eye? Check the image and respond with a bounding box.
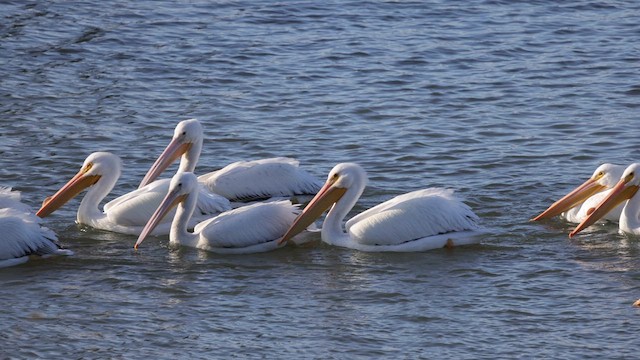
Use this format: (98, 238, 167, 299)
(182, 131, 187, 136)
(83, 163, 93, 173)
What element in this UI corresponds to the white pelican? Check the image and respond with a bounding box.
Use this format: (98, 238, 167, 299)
(278, 163, 482, 252)
(138, 118, 322, 201)
(36, 152, 231, 236)
(532, 163, 625, 223)
(0, 187, 72, 268)
(570, 163, 640, 237)
(135, 172, 303, 254)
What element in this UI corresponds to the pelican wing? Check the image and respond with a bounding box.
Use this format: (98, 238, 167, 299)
(0, 188, 65, 261)
(195, 184, 232, 215)
(104, 179, 230, 227)
(195, 200, 300, 249)
(346, 188, 479, 246)
(198, 157, 322, 201)
(0, 208, 67, 266)
(0, 187, 32, 212)
(104, 179, 174, 226)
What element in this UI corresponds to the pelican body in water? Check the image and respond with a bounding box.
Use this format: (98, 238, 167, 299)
(532, 163, 625, 223)
(0, 187, 72, 268)
(570, 163, 640, 237)
(138, 119, 322, 201)
(279, 163, 482, 252)
(135, 172, 303, 254)
(36, 152, 230, 236)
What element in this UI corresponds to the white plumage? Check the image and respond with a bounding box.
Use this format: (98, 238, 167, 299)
(198, 157, 322, 201)
(280, 163, 483, 252)
(135, 172, 303, 254)
(138, 119, 322, 201)
(0, 187, 72, 268)
(36, 152, 230, 236)
(194, 199, 301, 251)
(347, 188, 479, 246)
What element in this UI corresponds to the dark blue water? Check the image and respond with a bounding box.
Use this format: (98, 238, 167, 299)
(1, 1, 640, 358)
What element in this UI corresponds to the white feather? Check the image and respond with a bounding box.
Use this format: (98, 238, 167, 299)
(0, 186, 32, 212)
(0, 188, 72, 268)
(347, 188, 479, 246)
(198, 157, 322, 201)
(196, 200, 300, 249)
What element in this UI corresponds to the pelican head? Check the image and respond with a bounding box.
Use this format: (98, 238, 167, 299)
(570, 163, 640, 237)
(532, 163, 624, 221)
(278, 163, 367, 245)
(135, 171, 198, 249)
(36, 152, 122, 218)
(138, 119, 203, 189)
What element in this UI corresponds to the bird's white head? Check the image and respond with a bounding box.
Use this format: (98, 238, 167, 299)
(168, 170, 200, 195)
(138, 118, 204, 189)
(83, 152, 123, 177)
(621, 163, 640, 187)
(591, 163, 625, 188)
(173, 118, 203, 146)
(36, 152, 122, 218)
(327, 163, 368, 190)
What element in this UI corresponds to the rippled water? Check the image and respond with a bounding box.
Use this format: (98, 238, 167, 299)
(2, 0, 640, 358)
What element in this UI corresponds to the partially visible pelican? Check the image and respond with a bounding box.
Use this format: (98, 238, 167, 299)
(279, 163, 482, 252)
(0, 187, 72, 268)
(135, 172, 303, 254)
(570, 163, 640, 237)
(36, 152, 230, 236)
(532, 163, 625, 223)
(138, 119, 322, 201)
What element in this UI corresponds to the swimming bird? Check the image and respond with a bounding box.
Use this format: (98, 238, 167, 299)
(279, 163, 482, 252)
(532, 163, 625, 223)
(36, 152, 230, 236)
(138, 118, 322, 201)
(0, 187, 72, 268)
(570, 163, 640, 237)
(135, 172, 302, 254)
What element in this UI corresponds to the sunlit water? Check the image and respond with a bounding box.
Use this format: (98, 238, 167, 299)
(1, 1, 640, 358)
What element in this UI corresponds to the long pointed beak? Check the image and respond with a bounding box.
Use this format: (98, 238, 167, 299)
(138, 139, 191, 189)
(569, 180, 639, 238)
(134, 189, 186, 249)
(532, 178, 606, 221)
(36, 171, 101, 218)
(278, 180, 346, 245)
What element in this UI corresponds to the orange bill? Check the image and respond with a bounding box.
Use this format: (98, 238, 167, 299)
(134, 189, 186, 249)
(36, 168, 100, 218)
(569, 177, 639, 237)
(532, 178, 605, 221)
(278, 180, 346, 245)
(138, 138, 191, 189)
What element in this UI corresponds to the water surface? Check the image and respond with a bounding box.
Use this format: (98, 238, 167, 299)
(1, 1, 640, 358)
